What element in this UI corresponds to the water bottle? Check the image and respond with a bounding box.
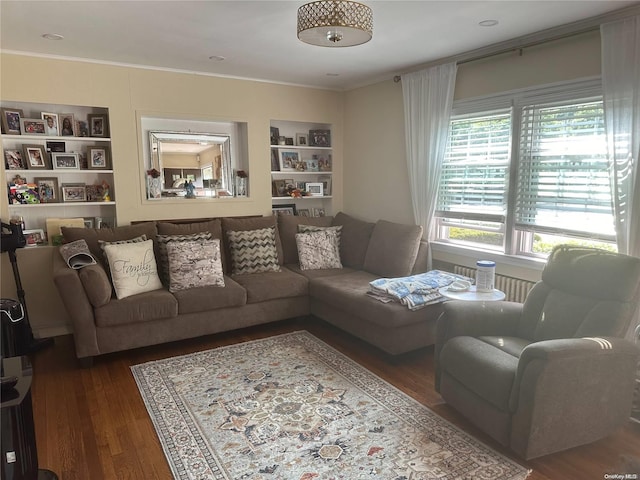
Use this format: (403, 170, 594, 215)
(476, 260, 496, 292)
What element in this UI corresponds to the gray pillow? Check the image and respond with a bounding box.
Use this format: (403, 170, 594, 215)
(156, 232, 212, 286)
(166, 238, 225, 292)
(227, 226, 281, 275)
(296, 230, 342, 270)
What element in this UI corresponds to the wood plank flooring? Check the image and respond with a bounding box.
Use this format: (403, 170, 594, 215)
(27, 317, 640, 479)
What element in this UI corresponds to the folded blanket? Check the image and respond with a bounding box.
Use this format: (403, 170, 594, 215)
(59, 239, 97, 269)
(368, 270, 474, 310)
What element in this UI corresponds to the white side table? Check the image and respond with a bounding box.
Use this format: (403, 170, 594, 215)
(439, 285, 505, 302)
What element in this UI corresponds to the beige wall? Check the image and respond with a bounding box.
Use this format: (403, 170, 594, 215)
(0, 53, 344, 335)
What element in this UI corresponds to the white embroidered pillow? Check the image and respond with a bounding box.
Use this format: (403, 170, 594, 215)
(296, 230, 342, 270)
(297, 224, 342, 249)
(103, 239, 163, 299)
(166, 238, 225, 292)
(156, 232, 212, 286)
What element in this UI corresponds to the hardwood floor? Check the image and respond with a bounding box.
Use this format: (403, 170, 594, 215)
(28, 317, 639, 479)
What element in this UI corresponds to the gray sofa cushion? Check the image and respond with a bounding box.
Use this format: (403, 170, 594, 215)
(172, 276, 247, 314)
(278, 214, 333, 265)
(232, 267, 308, 304)
(331, 212, 375, 269)
(286, 263, 356, 280)
(157, 219, 227, 271)
(440, 336, 519, 411)
(94, 289, 177, 327)
(78, 264, 112, 307)
(310, 270, 437, 329)
(363, 220, 423, 277)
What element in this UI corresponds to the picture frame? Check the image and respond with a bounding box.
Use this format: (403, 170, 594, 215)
(59, 113, 76, 136)
(87, 146, 111, 170)
(312, 207, 326, 217)
(23, 229, 46, 247)
(85, 184, 105, 202)
(306, 182, 324, 197)
(76, 120, 89, 137)
(285, 137, 294, 146)
(279, 150, 299, 171)
(33, 177, 60, 203)
(270, 126, 280, 146)
(41, 112, 59, 136)
(1, 107, 24, 134)
(296, 133, 308, 146)
(270, 149, 280, 171)
(22, 145, 48, 169)
(315, 153, 332, 171)
(272, 203, 297, 216)
(61, 183, 87, 202)
(309, 129, 331, 147)
(304, 158, 319, 172)
(317, 174, 332, 196)
(4, 149, 26, 170)
(46, 141, 65, 153)
(20, 118, 47, 136)
(272, 179, 287, 197)
(83, 218, 94, 228)
(297, 208, 310, 217)
(52, 152, 80, 169)
(87, 114, 108, 137)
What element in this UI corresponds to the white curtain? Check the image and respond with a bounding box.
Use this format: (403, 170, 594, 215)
(401, 63, 457, 258)
(601, 16, 640, 258)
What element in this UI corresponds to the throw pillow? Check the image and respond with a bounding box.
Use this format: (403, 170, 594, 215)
(226, 226, 281, 275)
(156, 232, 213, 286)
(166, 238, 225, 292)
(297, 224, 342, 248)
(98, 235, 147, 274)
(103, 239, 163, 300)
(296, 230, 342, 270)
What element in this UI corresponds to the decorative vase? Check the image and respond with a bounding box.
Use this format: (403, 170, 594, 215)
(235, 176, 247, 197)
(147, 176, 162, 199)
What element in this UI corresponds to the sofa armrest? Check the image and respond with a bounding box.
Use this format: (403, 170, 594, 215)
(509, 337, 639, 459)
(52, 253, 100, 359)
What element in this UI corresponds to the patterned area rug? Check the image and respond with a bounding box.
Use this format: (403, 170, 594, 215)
(131, 331, 530, 480)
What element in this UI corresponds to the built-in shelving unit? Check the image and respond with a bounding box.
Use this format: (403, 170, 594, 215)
(2, 101, 116, 240)
(270, 120, 332, 217)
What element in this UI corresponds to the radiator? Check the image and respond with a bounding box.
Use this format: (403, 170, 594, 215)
(453, 265, 536, 303)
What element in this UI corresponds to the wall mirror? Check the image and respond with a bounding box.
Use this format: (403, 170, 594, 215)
(140, 115, 248, 200)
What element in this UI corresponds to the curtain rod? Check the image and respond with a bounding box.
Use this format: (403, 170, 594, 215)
(393, 4, 640, 83)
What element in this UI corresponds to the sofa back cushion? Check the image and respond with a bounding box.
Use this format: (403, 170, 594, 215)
(277, 214, 333, 264)
(331, 212, 375, 269)
(363, 220, 423, 278)
(61, 222, 157, 267)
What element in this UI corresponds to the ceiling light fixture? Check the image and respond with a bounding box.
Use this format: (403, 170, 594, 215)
(478, 19, 499, 27)
(42, 33, 64, 41)
(297, 1, 373, 47)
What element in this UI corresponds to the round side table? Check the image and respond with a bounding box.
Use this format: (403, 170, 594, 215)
(439, 285, 505, 302)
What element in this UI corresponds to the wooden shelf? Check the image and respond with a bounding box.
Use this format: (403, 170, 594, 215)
(8, 201, 116, 208)
(1, 134, 110, 142)
(271, 145, 331, 151)
(271, 171, 332, 175)
(272, 196, 332, 200)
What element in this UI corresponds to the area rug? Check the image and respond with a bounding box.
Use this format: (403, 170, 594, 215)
(131, 331, 530, 480)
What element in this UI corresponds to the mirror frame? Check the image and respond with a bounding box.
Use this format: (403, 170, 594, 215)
(147, 130, 233, 199)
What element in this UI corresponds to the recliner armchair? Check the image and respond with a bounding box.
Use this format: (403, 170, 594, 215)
(435, 245, 640, 459)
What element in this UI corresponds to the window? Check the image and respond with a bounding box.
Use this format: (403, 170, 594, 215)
(435, 79, 616, 256)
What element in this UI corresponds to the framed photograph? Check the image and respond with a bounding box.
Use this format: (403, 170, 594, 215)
(306, 182, 324, 197)
(88, 146, 111, 169)
(309, 129, 331, 147)
(52, 152, 80, 169)
(20, 118, 47, 136)
(87, 114, 107, 137)
(272, 203, 297, 216)
(83, 218, 94, 228)
(297, 208, 310, 217)
(316, 153, 332, 171)
(295, 181, 306, 191)
(317, 174, 332, 196)
(46, 141, 65, 153)
(270, 126, 280, 145)
(76, 120, 89, 137)
(59, 113, 76, 136)
(85, 183, 106, 202)
(22, 145, 48, 169)
(61, 184, 87, 202)
(285, 137, 294, 146)
(312, 207, 326, 217)
(279, 150, 299, 171)
(4, 149, 26, 170)
(270, 149, 280, 171)
(1, 107, 24, 134)
(33, 177, 60, 203)
(304, 158, 319, 172)
(296, 133, 308, 146)
(41, 112, 59, 136)
(23, 229, 46, 247)
(272, 179, 287, 197)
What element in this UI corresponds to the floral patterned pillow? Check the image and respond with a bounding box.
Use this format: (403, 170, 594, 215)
(166, 238, 225, 292)
(296, 230, 342, 270)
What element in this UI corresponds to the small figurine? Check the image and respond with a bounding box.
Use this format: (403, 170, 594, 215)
(101, 180, 111, 202)
(185, 180, 196, 199)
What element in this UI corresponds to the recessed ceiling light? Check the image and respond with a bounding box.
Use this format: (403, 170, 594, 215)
(42, 33, 64, 40)
(326, 73, 340, 77)
(479, 20, 499, 27)
(209, 55, 225, 61)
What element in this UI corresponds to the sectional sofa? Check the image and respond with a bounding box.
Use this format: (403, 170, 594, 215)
(53, 212, 445, 366)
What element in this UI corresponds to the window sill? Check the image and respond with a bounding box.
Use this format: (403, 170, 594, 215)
(430, 241, 546, 282)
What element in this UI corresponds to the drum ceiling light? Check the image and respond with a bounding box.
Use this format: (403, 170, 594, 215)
(297, 1, 373, 47)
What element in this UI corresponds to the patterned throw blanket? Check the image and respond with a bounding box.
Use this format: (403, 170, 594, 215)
(368, 270, 474, 310)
